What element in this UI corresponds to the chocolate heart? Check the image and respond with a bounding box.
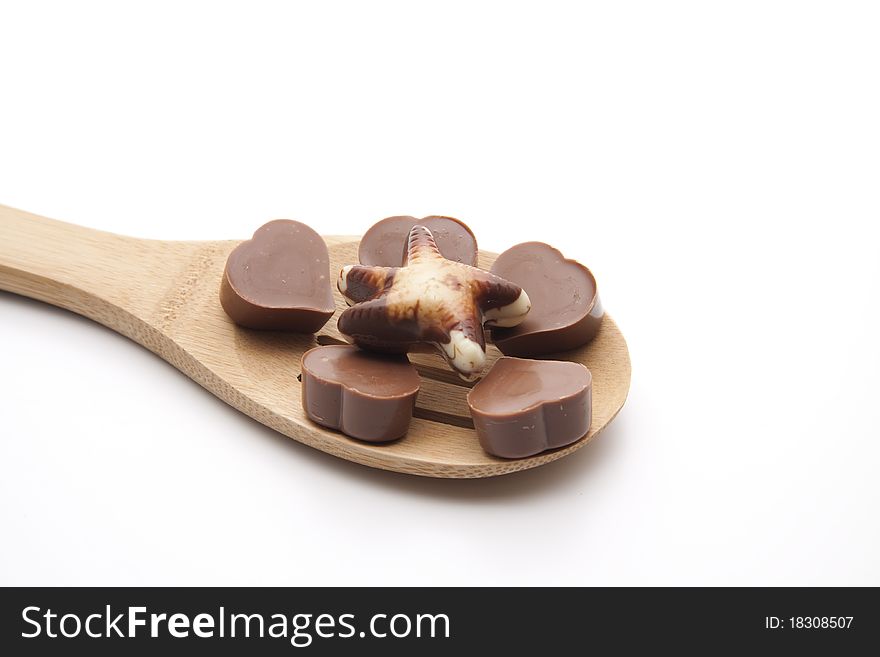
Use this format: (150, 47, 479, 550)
(301, 345, 420, 442)
(468, 357, 592, 458)
(220, 219, 335, 332)
(490, 242, 603, 356)
(358, 215, 478, 267)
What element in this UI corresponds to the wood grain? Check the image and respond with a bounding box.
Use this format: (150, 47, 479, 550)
(0, 204, 631, 478)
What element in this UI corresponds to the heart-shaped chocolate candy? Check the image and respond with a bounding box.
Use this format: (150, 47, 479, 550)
(220, 220, 335, 332)
(301, 345, 420, 442)
(468, 357, 592, 458)
(490, 242, 603, 356)
(358, 215, 478, 267)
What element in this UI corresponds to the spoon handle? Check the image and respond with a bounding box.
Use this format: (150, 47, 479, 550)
(0, 204, 208, 335)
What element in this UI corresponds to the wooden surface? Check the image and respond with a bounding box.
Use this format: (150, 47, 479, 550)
(0, 204, 631, 478)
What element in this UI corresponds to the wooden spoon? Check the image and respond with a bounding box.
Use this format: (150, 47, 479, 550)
(0, 204, 631, 478)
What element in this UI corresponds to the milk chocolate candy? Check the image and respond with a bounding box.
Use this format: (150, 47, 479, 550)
(490, 242, 603, 356)
(220, 220, 335, 332)
(338, 225, 530, 380)
(301, 345, 420, 442)
(358, 215, 478, 267)
(467, 357, 592, 458)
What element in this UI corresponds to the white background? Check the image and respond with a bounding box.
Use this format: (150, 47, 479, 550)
(1, 1, 878, 586)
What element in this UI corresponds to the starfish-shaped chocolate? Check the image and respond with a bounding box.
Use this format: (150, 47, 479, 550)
(338, 225, 531, 380)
